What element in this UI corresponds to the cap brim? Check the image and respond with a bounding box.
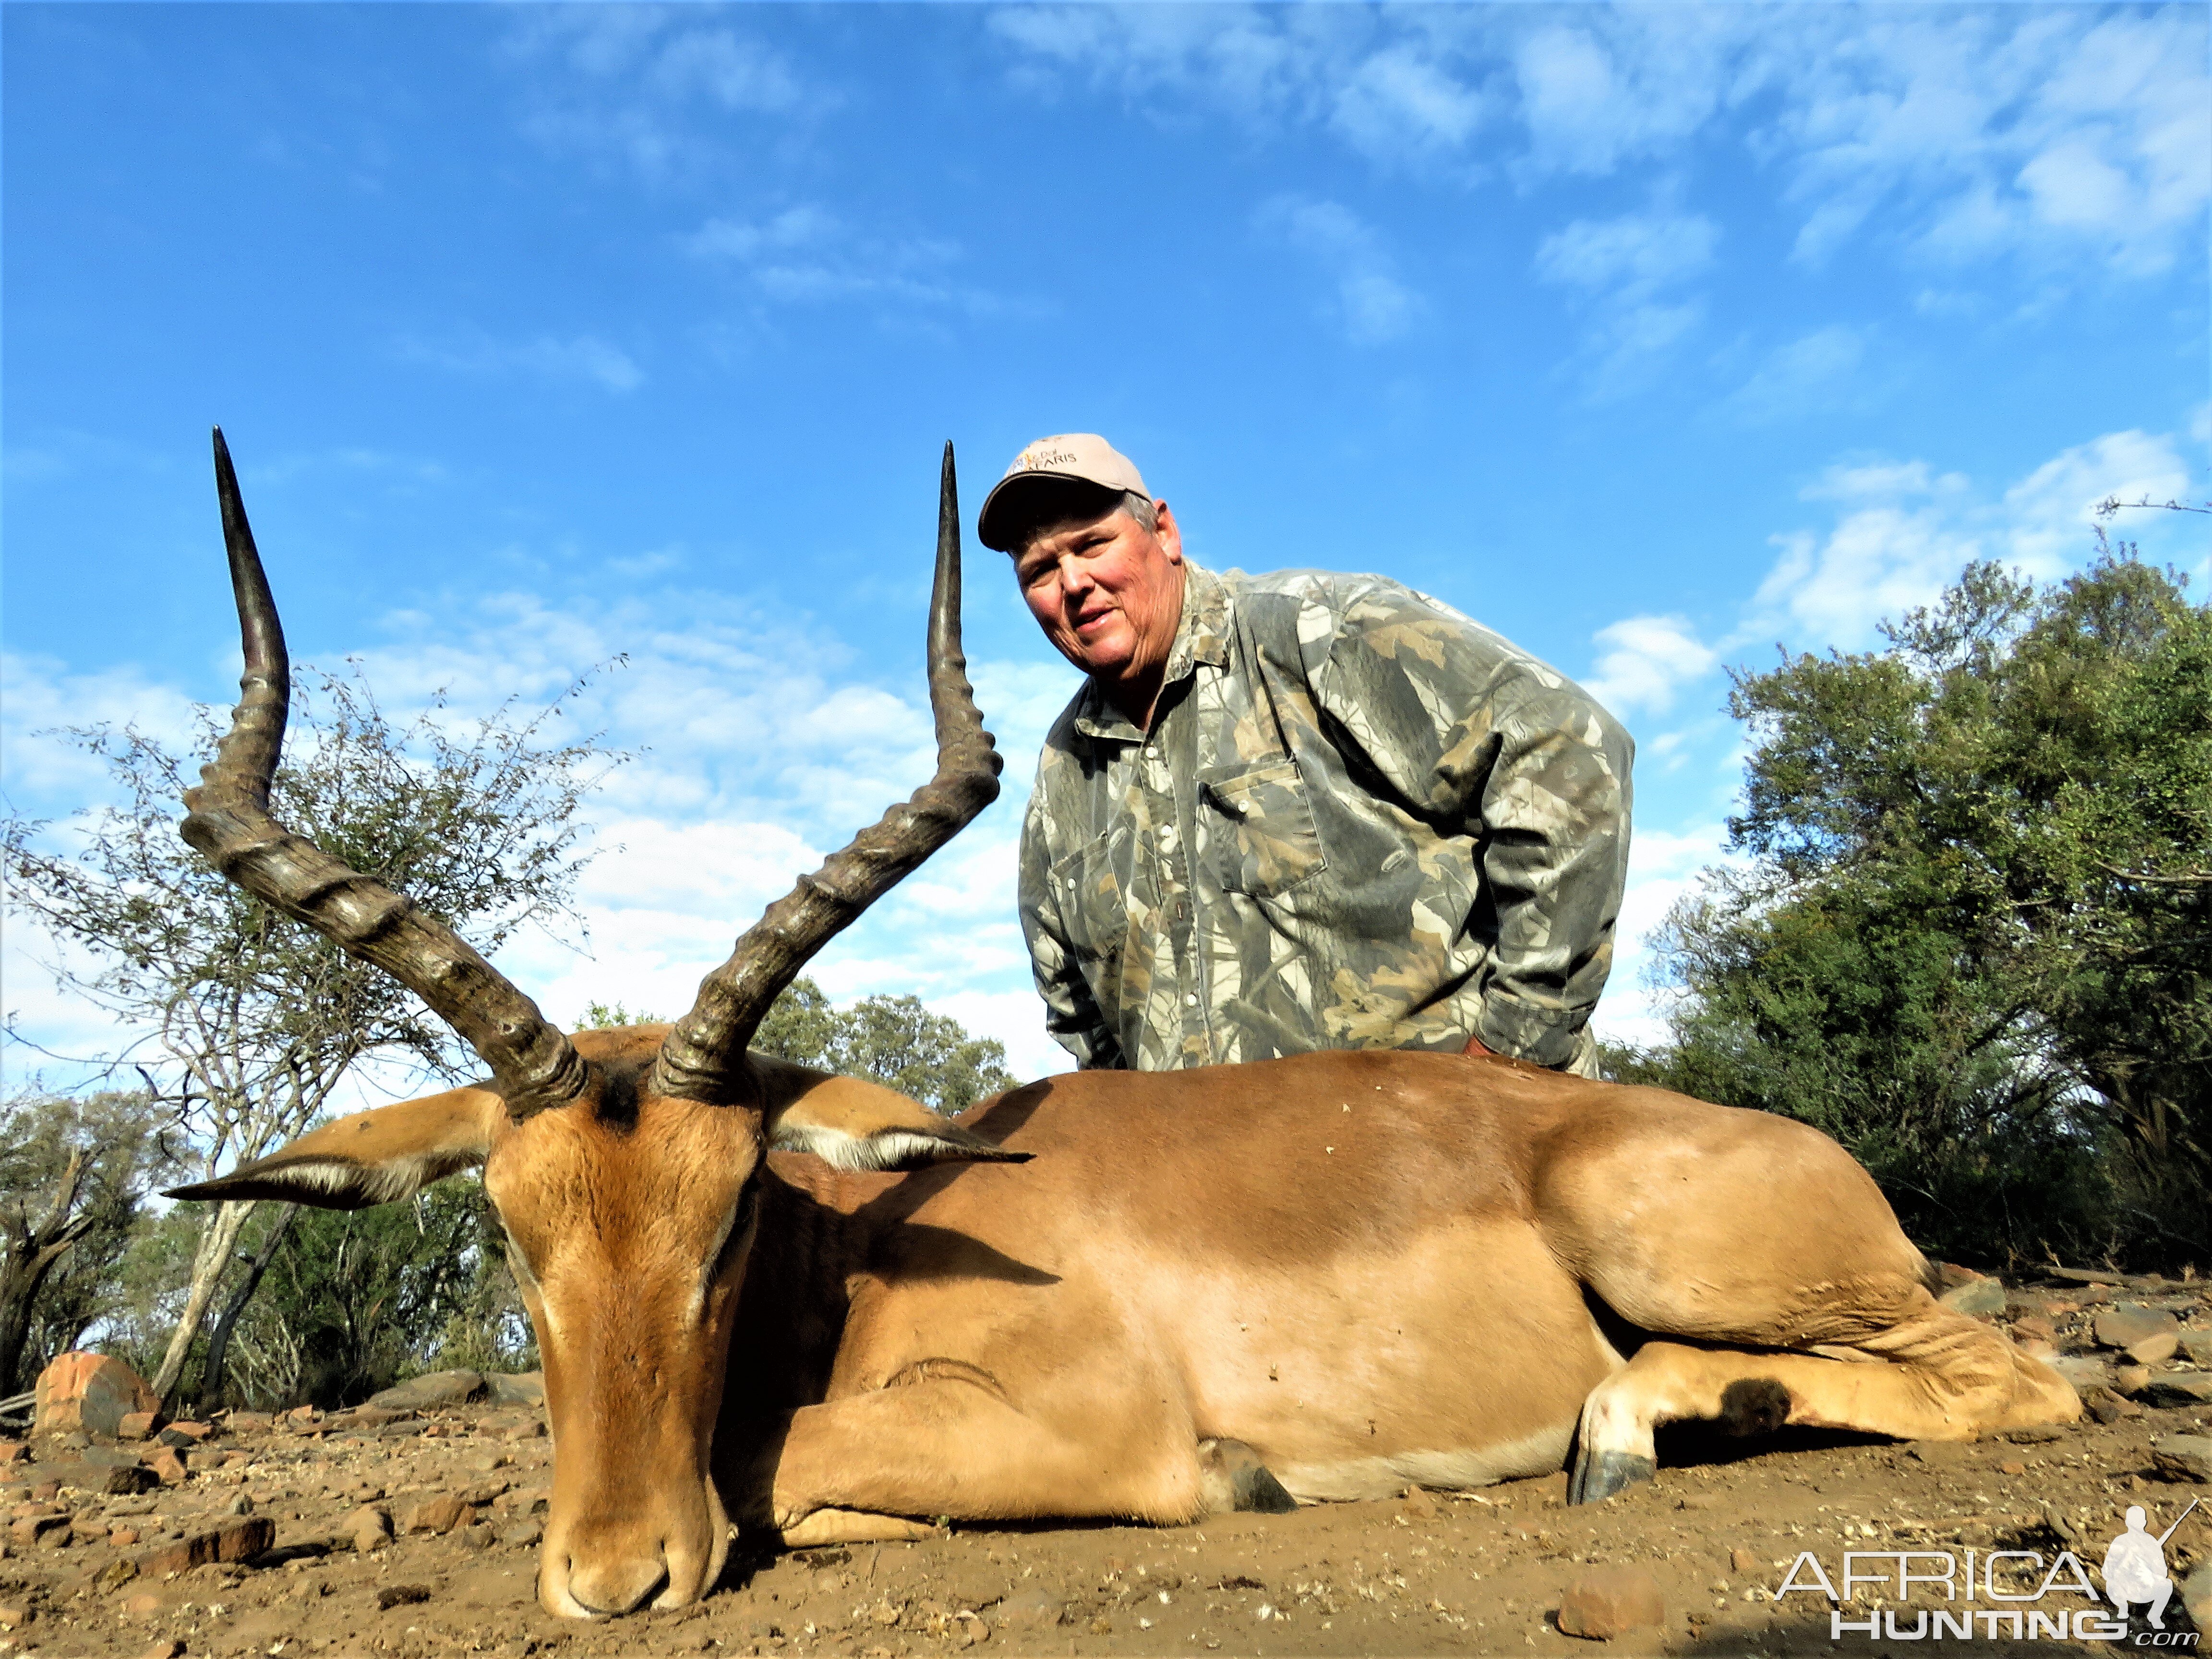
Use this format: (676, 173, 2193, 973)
(976, 470, 1118, 553)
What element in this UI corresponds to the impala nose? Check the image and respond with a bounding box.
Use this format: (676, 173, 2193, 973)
(566, 1552, 669, 1618)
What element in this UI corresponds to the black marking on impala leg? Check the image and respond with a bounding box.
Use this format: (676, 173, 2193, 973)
(1568, 1447, 1657, 1505)
(1719, 1377, 1792, 1438)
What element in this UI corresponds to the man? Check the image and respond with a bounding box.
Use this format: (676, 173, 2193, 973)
(983, 433, 1633, 1078)
(2101, 1504, 2181, 1628)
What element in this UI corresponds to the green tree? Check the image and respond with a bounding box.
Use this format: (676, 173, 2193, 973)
(585, 980, 1016, 1113)
(1622, 556, 2209, 1269)
(2, 668, 617, 1404)
(0, 1089, 183, 1395)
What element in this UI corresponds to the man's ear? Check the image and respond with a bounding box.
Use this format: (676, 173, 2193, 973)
(1152, 499, 1183, 564)
(751, 1058, 1030, 1173)
(164, 1087, 504, 1211)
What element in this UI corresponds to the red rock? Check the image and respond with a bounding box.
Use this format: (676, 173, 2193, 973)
(401, 1494, 467, 1535)
(1556, 1567, 1664, 1640)
(134, 1516, 273, 1578)
(2094, 1304, 2179, 1351)
(32, 1352, 159, 1438)
(0, 1442, 26, 1465)
(110, 1527, 141, 1548)
(144, 1447, 188, 1486)
(120, 1591, 165, 1616)
(1729, 1548, 1760, 1575)
(9, 1514, 69, 1548)
(0, 1601, 30, 1629)
(159, 1421, 213, 1444)
(2010, 1315, 2057, 1344)
(137, 1641, 182, 1659)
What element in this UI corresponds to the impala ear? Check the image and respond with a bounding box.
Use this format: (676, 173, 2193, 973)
(753, 1058, 1030, 1173)
(164, 1087, 505, 1211)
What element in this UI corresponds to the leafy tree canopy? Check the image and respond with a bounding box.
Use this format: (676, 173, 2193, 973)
(1614, 556, 2208, 1270)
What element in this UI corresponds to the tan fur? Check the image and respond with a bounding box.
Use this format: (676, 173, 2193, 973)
(194, 1041, 2079, 1619)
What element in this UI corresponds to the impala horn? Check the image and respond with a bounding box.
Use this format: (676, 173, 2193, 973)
(652, 442, 1003, 1105)
(181, 427, 590, 1120)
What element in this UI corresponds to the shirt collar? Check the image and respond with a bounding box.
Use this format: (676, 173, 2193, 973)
(1070, 561, 1230, 744)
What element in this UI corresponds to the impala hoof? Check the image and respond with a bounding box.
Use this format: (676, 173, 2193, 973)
(1568, 1449, 1655, 1504)
(1233, 1463, 1298, 1514)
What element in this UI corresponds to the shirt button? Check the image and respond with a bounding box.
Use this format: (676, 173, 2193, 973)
(1185, 993, 1199, 1007)
(1160, 827, 1177, 847)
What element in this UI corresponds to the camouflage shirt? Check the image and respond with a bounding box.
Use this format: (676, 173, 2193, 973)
(1017, 561, 1633, 1075)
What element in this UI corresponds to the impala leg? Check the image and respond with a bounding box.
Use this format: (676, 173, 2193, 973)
(1568, 1304, 2080, 1503)
(767, 1375, 1203, 1539)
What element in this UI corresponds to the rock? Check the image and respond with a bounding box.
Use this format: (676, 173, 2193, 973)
(1908, 1442, 1971, 1466)
(2048, 1355, 2109, 1391)
(1556, 1566, 1665, 1640)
(2083, 1387, 2142, 1424)
(345, 1504, 392, 1553)
(0, 1601, 30, 1629)
(32, 1352, 160, 1439)
(2127, 1332, 2181, 1366)
(486, 1372, 545, 1409)
(137, 1642, 182, 1659)
(496, 1518, 543, 1549)
(2116, 1365, 2153, 1396)
(376, 1585, 433, 1611)
(2010, 1314, 2057, 1344)
(369, 1370, 485, 1412)
(10, 1513, 70, 1548)
(135, 1516, 274, 1578)
(2177, 1329, 2212, 1365)
(2151, 1434, 2212, 1484)
(2094, 1304, 2179, 1351)
(157, 1421, 213, 1446)
(44, 1459, 159, 1497)
(1398, 1487, 1437, 1520)
(997, 1587, 1067, 1630)
(456, 1523, 494, 1551)
(120, 1592, 164, 1617)
(224, 1411, 272, 1436)
(144, 1447, 188, 1487)
(0, 1442, 26, 1464)
(2143, 1374, 2212, 1409)
(2182, 1561, 2211, 1634)
(115, 1412, 162, 1442)
(400, 1494, 468, 1535)
(91, 1558, 139, 1593)
(1938, 1275, 2007, 1319)
(2003, 1424, 2068, 1444)
(2044, 1267, 2124, 1286)
(1729, 1548, 1760, 1575)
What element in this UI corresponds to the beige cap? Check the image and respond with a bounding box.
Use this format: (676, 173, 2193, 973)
(976, 433, 1151, 551)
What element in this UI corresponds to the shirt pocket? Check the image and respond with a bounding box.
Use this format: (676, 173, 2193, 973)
(1201, 757, 1329, 897)
(1047, 827, 1130, 968)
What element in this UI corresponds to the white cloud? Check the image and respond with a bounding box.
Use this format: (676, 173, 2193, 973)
(1534, 204, 1718, 392)
(1582, 615, 1719, 717)
(1589, 817, 1733, 1050)
(399, 330, 643, 394)
(1745, 425, 2197, 649)
(504, 8, 811, 181)
(1722, 325, 1873, 423)
(685, 204, 1010, 320)
(1255, 196, 1422, 344)
(988, 7, 2210, 284)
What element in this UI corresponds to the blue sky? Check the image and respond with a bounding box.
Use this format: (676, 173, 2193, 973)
(4, 2, 2207, 1095)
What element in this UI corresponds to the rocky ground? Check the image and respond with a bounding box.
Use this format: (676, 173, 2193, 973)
(3, 1270, 2208, 1659)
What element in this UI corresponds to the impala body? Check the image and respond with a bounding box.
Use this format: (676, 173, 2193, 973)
(172, 434, 2079, 1618)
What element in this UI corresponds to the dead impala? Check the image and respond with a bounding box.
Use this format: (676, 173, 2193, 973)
(170, 431, 2078, 1618)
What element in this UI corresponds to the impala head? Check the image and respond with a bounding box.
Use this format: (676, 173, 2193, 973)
(166, 432, 1009, 1617)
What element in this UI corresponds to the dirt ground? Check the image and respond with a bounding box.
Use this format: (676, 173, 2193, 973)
(4, 1280, 2207, 1659)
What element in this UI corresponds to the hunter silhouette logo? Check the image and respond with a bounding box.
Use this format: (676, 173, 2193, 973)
(2104, 1500, 2197, 1630)
(1778, 1494, 2201, 1644)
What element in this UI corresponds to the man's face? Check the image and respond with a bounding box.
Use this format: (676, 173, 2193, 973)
(1013, 500, 1185, 700)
